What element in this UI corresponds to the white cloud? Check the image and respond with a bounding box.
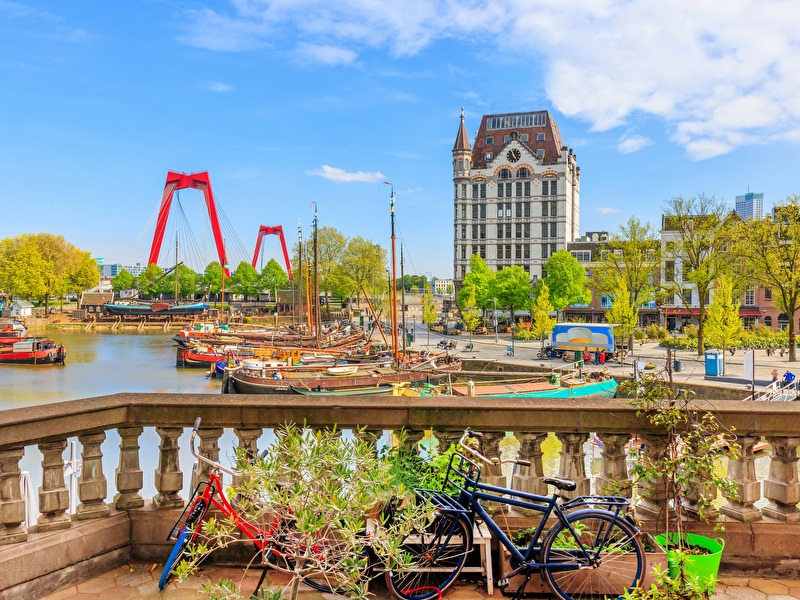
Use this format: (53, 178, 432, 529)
(293, 43, 357, 66)
(599, 207, 622, 215)
(307, 165, 386, 183)
(180, 0, 800, 159)
(206, 81, 233, 93)
(618, 135, 654, 154)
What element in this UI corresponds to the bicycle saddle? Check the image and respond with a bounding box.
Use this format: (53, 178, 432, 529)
(543, 477, 577, 492)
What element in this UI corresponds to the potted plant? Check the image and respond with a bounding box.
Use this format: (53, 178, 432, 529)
(621, 372, 740, 599)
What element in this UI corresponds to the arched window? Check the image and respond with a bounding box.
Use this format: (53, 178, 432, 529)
(778, 314, 790, 330)
(517, 167, 530, 178)
(764, 316, 772, 328)
(499, 169, 512, 179)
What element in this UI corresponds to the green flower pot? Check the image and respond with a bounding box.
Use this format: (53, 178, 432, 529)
(654, 533, 724, 592)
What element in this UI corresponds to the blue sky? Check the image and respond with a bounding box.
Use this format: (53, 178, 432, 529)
(2, 1, 800, 279)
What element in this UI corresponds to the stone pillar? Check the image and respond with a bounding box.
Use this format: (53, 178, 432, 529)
(681, 471, 718, 521)
(511, 432, 548, 516)
(154, 427, 184, 509)
(0, 448, 27, 544)
(634, 433, 668, 521)
(762, 436, 800, 522)
(75, 432, 109, 520)
(234, 427, 263, 490)
(595, 433, 633, 497)
(37, 440, 71, 531)
(192, 428, 223, 491)
(720, 435, 762, 522)
(555, 432, 591, 499)
(114, 427, 144, 510)
(354, 428, 383, 449)
(398, 429, 425, 453)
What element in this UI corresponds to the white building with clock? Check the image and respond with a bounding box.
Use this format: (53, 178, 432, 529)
(452, 109, 581, 288)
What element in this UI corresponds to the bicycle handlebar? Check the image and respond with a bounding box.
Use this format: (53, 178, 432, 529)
(189, 417, 239, 477)
(458, 429, 531, 468)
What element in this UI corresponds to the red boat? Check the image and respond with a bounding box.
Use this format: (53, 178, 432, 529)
(0, 321, 29, 345)
(0, 338, 66, 365)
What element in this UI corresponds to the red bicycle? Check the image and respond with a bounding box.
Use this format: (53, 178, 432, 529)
(159, 418, 342, 594)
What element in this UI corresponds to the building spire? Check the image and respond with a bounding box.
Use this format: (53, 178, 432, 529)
(453, 107, 471, 151)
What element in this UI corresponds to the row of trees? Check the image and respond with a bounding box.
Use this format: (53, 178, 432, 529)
(456, 195, 800, 360)
(0, 233, 99, 313)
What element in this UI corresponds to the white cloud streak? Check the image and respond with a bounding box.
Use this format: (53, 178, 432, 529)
(307, 165, 386, 183)
(180, 0, 800, 160)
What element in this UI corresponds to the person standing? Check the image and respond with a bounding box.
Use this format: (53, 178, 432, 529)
(783, 370, 796, 387)
(599, 350, 606, 366)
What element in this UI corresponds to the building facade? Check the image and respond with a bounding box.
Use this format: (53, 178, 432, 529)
(735, 192, 764, 221)
(452, 109, 580, 287)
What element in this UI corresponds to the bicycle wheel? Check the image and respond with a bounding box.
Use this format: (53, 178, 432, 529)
(540, 509, 644, 600)
(302, 545, 371, 595)
(385, 512, 472, 600)
(158, 497, 208, 590)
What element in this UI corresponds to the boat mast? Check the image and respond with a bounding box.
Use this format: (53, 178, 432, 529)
(400, 245, 406, 356)
(295, 221, 301, 326)
(388, 183, 399, 365)
(174, 231, 179, 302)
(312, 203, 321, 346)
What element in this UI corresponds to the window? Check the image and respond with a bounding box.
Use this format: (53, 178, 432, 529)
(765, 316, 772, 327)
(480, 224, 486, 239)
(504, 135, 511, 143)
(515, 223, 522, 238)
(524, 181, 530, 196)
(524, 202, 530, 217)
(479, 204, 486, 219)
(472, 184, 478, 199)
(537, 133, 545, 141)
(480, 184, 486, 199)
(498, 224, 504, 239)
(684, 288, 693, 305)
(461, 246, 466, 259)
(542, 202, 549, 217)
(541, 181, 549, 196)
(461, 184, 466, 198)
(572, 250, 591, 262)
(516, 202, 522, 217)
(536, 149, 544, 158)
(479, 245, 486, 259)
(517, 167, 529, 178)
(486, 137, 493, 145)
(461, 205, 466, 218)
(541, 243, 551, 259)
(498, 183, 504, 198)
(516, 245, 522, 259)
(497, 203, 504, 218)
(665, 260, 675, 282)
(550, 222, 557, 238)
(601, 293, 614, 308)
(471, 224, 478, 238)
(497, 244, 504, 259)
(505, 182, 512, 197)
(550, 181, 557, 195)
(499, 168, 512, 179)
(542, 223, 549, 238)
(524, 245, 530, 259)
(516, 182, 523, 197)
(765, 288, 772, 301)
(523, 224, 530, 238)
(744, 286, 755, 306)
(472, 205, 478, 219)
(485, 153, 493, 161)
(506, 206, 512, 218)
(520, 134, 528, 141)
(461, 225, 466, 238)
(506, 244, 511, 260)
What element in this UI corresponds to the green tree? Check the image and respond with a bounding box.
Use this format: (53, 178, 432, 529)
(733, 197, 800, 362)
(199, 262, 223, 299)
(315, 226, 347, 298)
(662, 195, 735, 355)
(704, 275, 743, 375)
(338, 237, 387, 303)
(530, 282, 557, 350)
(459, 254, 495, 311)
(261, 258, 290, 300)
(111, 268, 137, 293)
(138, 263, 166, 298)
(593, 216, 660, 316)
(230, 261, 262, 299)
(421, 293, 437, 347)
(62, 251, 100, 308)
(457, 286, 482, 342)
(492, 266, 531, 333)
(605, 274, 639, 352)
(539, 250, 591, 318)
(0, 235, 48, 300)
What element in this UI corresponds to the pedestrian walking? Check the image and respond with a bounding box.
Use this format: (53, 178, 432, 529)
(583, 347, 591, 364)
(594, 349, 601, 365)
(599, 350, 606, 365)
(783, 370, 796, 387)
(772, 369, 779, 383)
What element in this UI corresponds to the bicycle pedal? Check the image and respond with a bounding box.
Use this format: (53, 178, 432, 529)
(497, 578, 510, 589)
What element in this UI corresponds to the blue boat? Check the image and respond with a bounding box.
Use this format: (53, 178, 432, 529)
(450, 375, 617, 398)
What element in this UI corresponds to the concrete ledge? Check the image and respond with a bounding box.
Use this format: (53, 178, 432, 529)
(0, 511, 130, 598)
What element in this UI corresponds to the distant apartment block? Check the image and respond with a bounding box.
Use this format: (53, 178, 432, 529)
(735, 192, 764, 221)
(102, 262, 146, 278)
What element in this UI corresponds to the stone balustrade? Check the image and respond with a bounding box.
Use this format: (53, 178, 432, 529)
(2, 392, 800, 595)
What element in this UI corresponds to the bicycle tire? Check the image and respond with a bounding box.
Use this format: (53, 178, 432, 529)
(302, 546, 371, 594)
(158, 498, 208, 590)
(540, 509, 644, 600)
(385, 512, 472, 600)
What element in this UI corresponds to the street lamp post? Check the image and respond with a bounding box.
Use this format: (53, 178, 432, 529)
(492, 298, 499, 344)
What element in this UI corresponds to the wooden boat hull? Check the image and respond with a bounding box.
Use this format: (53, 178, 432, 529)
(289, 384, 394, 396)
(0, 322, 29, 345)
(451, 377, 617, 398)
(223, 368, 435, 394)
(104, 302, 208, 316)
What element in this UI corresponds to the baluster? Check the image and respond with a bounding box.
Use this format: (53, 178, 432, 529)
(0, 448, 27, 544)
(398, 429, 425, 452)
(595, 433, 633, 497)
(192, 428, 223, 491)
(720, 435, 762, 522)
(114, 427, 144, 510)
(681, 470, 718, 521)
(354, 428, 383, 449)
(762, 436, 800, 522)
(38, 440, 71, 531)
(554, 432, 590, 499)
(634, 433, 668, 520)
(511, 432, 547, 515)
(154, 427, 184, 509)
(75, 432, 109, 520)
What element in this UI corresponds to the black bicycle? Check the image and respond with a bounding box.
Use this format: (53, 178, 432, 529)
(385, 429, 645, 600)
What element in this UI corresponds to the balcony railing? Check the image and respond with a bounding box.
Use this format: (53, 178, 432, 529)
(2, 393, 800, 595)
